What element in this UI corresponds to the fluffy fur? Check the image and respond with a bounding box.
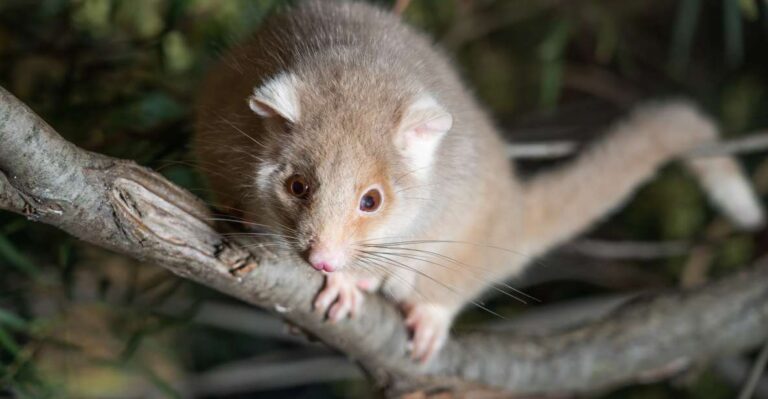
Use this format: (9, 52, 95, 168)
(195, 0, 764, 363)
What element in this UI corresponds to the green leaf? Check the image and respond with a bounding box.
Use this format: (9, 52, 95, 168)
(716, 234, 754, 270)
(538, 19, 571, 110)
(162, 31, 194, 73)
(110, 92, 185, 132)
(0, 326, 20, 355)
(116, 0, 165, 39)
(595, 11, 619, 64)
(0, 234, 39, 276)
(723, 0, 744, 68)
(739, 0, 759, 20)
(668, 0, 701, 76)
(0, 309, 28, 331)
(71, 0, 112, 37)
(720, 74, 764, 132)
(1, 218, 27, 235)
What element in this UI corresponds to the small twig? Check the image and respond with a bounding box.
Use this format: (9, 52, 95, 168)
(679, 245, 716, 288)
(689, 131, 768, 157)
(187, 352, 363, 396)
(506, 141, 579, 159)
(485, 294, 635, 334)
(680, 219, 732, 288)
(739, 340, 768, 399)
(508, 131, 768, 160)
(158, 299, 307, 344)
(717, 358, 768, 399)
(565, 239, 691, 260)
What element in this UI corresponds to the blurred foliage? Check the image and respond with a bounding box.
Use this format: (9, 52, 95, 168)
(1, 0, 767, 398)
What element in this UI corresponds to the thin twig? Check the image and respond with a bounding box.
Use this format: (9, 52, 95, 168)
(717, 358, 768, 399)
(508, 131, 768, 160)
(739, 340, 768, 399)
(187, 352, 362, 396)
(565, 239, 691, 260)
(506, 141, 579, 159)
(690, 131, 768, 157)
(158, 299, 308, 344)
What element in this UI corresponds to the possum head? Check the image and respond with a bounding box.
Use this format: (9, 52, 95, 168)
(246, 71, 452, 273)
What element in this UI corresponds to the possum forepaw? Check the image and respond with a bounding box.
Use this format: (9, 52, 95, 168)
(314, 272, 365, 322)
(403, 302, 452, 364)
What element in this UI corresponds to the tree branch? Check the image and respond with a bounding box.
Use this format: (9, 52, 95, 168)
(2, 85, 767, 397)
(508, 131, 768, 159)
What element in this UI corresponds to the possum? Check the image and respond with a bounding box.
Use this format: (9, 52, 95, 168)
(194, 0, 764, 363)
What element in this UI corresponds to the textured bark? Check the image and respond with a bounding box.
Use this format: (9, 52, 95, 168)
(1, 85, 767, 397)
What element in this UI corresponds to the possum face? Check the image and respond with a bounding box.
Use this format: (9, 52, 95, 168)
(246, 72, 452, 273)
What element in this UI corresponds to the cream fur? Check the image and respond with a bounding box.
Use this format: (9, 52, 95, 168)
(194, 1, 765, 362)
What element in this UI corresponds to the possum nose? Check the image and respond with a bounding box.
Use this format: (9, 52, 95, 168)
(312, 261, 335, 272)
(306, 243, 345, 273)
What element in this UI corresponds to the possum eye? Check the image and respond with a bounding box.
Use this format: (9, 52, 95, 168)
(359, 187, 383, 213)
(286, 175, 310, 199)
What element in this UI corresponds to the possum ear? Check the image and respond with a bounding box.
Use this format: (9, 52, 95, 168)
(394, 94, 453, 174)
(248, 73, 301, 123)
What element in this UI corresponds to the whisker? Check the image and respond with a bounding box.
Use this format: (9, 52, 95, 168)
(357, 235, 415, 244)
(221, 232, 299, 241)
(153, 159, 233, 180)
(205, 217, 295, 232)
(239, 241, 297, 251)
(360, 244, 539, 303)
(219, 117, 269, 150)
(360, 251, 506, 320)
(219, 218, 299, 236)
(362, 249, 529, 304)
(355, 256, 426, 302)
(395, 183, 438, 194)
(393, 166, 430, 183)
(360, 238, 551, 270)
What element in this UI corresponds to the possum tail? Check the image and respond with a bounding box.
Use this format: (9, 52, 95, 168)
(685, 153, 764, 230)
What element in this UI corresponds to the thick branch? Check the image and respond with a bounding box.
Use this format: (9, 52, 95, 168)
(1, 86, 767, 397)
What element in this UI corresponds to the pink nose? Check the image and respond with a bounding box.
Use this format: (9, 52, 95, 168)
(307, 243, 345, 273)
(310, 261, 336, 272)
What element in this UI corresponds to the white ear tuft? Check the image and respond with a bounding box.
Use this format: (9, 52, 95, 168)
(394, 93, 453, 175)
(248, 72, 301, 123)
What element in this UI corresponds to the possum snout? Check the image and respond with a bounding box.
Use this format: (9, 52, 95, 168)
(303, 238, 348, 272)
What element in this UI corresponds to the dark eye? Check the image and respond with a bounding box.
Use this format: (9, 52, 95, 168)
(286, 175, 310, 199)
(359, 188, 383, 212)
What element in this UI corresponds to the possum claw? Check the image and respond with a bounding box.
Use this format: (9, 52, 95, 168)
(314, 273, 364, 322)
(404, 303, 451, 363)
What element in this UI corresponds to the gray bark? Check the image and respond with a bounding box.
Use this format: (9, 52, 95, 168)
(1, 85, 767, 397)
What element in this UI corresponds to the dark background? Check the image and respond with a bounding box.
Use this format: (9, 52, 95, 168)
(1, 0, 767, 398)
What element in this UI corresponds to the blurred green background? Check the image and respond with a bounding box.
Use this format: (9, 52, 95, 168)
(1, 0, 767, 398)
